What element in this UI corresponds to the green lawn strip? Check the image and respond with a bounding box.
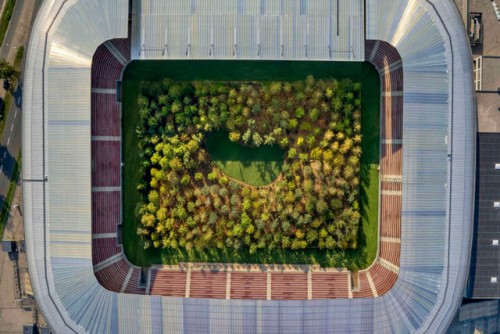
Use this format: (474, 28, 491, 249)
(358, 65, 381, 267)
(0, 152, 20, 238)
(357, 166, 379, 268)
(206, 131, 284, 187)
(122, 80, 147, 265)
(0, 0, 16, 46)
(124, 60, 375, 83)
(122, 61, 380, 269)
(14, 45, 23, 68)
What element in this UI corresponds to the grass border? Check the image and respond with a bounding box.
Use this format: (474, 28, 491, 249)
(14, 45, 24, 68)
(0, 0, 16, 46)
(0, 151, 21, 238)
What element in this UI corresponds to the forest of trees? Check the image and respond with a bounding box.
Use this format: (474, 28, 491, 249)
(135, 76, 363, 254)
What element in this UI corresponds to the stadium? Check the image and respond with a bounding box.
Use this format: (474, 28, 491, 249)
(23, 0, 474, 332)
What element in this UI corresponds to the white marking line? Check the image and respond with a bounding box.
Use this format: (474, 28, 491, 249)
(92, 233, 117, 239)
(267, 272, 272, 300)
(381, 139, 403, 145)
(368, 40, 380, 62)
(381, 62, 402, 75)
(6, 137, 10, 145)
(226, 271, 231, 299)
(3, 152, 6, 159)
(10, 124, 13, 132)
(380, 237, 401, 243)
(380, 258, 400, 273)
(381, 190, 402, 196)
(388, 60, 403, 72)
(381, 175, 402, 182)
(382, 91, 403, 97)
(121, 267, 134, 293)
(307, 270, 312, 300)
(14, 109, 17, 118)
(91, 88, 116, 94)
(94, 253, 122, 272)
(91, 136, 121, 142)
(104, 41, 128, 65)
(92, 187, 121, 192)
(185, 268, 191, 298)
(366, 271, 378, 297)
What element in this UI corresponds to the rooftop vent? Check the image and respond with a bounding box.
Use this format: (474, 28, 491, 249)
(495, 163, 500, 170)
(495, 202, 500, 209)
(493, 240, 499, 246)
(491, 277, 498, 284)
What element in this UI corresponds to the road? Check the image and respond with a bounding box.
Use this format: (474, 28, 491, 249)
(0, 0, 39, 212)
(0, 0, 25, 59)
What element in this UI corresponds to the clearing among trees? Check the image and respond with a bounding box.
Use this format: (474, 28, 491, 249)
(122, 61, 380, 270)
(206, 130, 284, 187)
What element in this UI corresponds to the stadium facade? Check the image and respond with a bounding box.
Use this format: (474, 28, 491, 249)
(23, 0, 475, 333)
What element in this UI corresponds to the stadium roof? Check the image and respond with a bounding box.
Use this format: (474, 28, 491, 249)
(132, 0, 364, 60)
(23, 0, 475, 332)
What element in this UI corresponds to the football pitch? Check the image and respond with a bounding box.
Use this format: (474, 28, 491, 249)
(121, 60, 380, 270)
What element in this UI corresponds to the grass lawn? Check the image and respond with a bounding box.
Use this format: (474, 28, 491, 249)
(122, 60, 380, 270)
(206, 131, 283, 187)
(0, 0, 15, 46)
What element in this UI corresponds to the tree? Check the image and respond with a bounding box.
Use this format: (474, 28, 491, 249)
(242, 129, 252, 143)
(309, 108, 320, 122)
(229, 132, 241, 142)
(0, 59, 19, 82)
(252, 132, 263, 147)
(264, 134, 275, 146)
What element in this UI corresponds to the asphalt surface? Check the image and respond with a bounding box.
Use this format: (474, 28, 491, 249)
(0, 83, 22, 208)
(0, 0, 25, 59)
(0, 0, 32, 210)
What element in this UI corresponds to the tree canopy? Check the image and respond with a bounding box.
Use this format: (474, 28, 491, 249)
(135, 76, 363, 254)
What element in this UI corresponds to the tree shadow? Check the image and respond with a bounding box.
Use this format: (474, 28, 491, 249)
(350, 162, 375, 268)
(12, 82, 22, 108)
(0, 146, 16, 180)
(0, 193, 6, 219)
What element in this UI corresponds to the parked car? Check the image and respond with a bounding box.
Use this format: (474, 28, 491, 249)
(0, 97, 4, 115)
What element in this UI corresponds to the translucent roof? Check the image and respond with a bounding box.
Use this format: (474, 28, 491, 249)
(23, 0, 474, 332)
(132, 0, 364, 61)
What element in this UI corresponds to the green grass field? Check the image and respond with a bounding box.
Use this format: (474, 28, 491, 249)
(206, 131, 283, 187)
(122, 60, 380, 270)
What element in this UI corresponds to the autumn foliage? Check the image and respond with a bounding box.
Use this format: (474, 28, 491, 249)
(135, 76, 363, 254)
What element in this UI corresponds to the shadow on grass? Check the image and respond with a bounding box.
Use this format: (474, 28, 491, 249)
(206, 131, 284, 186)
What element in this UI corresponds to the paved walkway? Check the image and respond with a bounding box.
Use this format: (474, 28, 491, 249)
(0, 184, 46, 332)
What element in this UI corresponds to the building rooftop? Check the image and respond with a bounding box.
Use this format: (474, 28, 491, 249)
(468, 132, 500, 298)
